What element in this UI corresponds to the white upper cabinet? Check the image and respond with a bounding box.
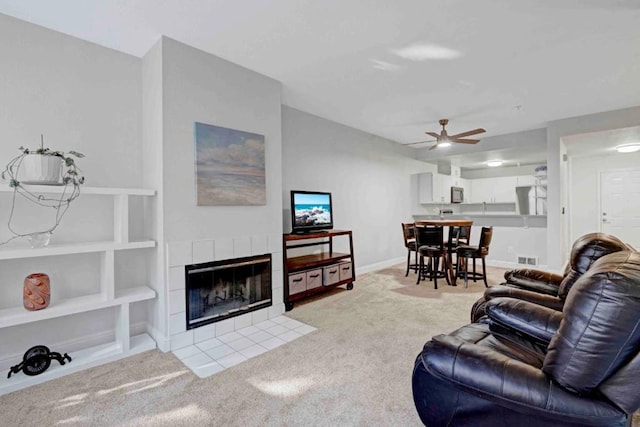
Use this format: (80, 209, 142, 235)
(516, 175, 536, 186)
(418, 172, 434, 203)
(469, 176, 518, 203)
(417, 172, 450, 203)
(438, 174, 451, 203)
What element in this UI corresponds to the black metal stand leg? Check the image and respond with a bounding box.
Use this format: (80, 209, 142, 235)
(405, 250, 411, 276)
(482, 258, 488, 287)
(443, 256, 452, 287)
(433, 257, 438, 289)
(464, 256, 469, 288)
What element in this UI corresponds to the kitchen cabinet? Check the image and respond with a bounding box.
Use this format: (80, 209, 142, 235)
(418, 172, 434, 203)
(470, 176, 517, 203)
(418, 172, 456, 204)
(516, 175, 536, 186)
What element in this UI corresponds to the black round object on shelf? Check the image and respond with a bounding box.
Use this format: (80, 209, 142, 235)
(7, 345, 72, 379)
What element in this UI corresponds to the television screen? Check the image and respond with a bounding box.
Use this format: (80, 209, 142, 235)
(290, 190, 333, 233)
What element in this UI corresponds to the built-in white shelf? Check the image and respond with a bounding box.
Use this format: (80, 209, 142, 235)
(0, 186, 158, 395)
(0, 286, 155, 328)
(0, 333, 156, 396)
(0, 240, 155, 260)
(0, 185, 155, 196)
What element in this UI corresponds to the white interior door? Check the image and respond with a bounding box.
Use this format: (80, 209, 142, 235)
(600, 169, 640, 248)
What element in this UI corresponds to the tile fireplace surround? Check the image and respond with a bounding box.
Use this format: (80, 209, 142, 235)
(165, 235, 319, 377)
(166, 234, 286, 352)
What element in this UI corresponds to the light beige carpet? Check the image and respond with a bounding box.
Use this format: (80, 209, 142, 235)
(0, 264, 637, 426)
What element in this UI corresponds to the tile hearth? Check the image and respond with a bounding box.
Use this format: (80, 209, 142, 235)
(172, 315, 316, 377)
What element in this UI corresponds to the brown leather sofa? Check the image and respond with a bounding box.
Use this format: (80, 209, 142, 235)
(412, 250, 640, 426)
(470, 232, 630, 322)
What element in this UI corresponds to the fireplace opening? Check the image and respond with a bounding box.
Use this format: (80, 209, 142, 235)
(185, 253, 272, 330)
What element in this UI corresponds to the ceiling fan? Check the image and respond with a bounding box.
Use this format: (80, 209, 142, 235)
(408, 119, 486, 150)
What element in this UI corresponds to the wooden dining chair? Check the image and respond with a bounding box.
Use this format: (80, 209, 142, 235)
(456, 226, 493, 288)
(415, 225, 450, 289)
(401, 223, 418, 276)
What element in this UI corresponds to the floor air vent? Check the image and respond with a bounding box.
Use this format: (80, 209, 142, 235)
(517, 256, 538, 266)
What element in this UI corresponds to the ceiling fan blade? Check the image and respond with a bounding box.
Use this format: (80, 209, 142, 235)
(452, 138, 479, 144)
(449, 128, 486, 139)
(425, 132, 440, 139)
(428, 144, 439, 151)
(405, 139, 435, 146)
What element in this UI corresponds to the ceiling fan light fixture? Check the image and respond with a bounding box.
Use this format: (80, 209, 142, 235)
(615, 143, 640, 153)
(487, 160, 503, 167)
(437, 141, 451, 148)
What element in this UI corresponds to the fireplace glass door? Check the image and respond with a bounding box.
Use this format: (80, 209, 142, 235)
(185, 254, 272, 330)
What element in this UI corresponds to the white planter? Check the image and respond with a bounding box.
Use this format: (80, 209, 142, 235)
(18, 154, 63, 185)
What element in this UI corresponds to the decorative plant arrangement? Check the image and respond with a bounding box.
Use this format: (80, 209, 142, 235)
(1, 136, 85, 247)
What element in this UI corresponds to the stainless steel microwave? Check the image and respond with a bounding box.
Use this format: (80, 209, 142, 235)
(451, 186, 464, 203)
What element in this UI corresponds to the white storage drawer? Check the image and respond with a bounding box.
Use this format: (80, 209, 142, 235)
(339, 262, 353, 282)
(323, 265, 340, 286)
(288, 272, 307, 294)
(306, 269, 323, 290)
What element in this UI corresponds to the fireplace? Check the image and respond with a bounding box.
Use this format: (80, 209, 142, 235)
(185, 254, 272, 330)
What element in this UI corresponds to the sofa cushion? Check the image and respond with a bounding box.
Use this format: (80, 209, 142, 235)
(556, 233, 627, 300)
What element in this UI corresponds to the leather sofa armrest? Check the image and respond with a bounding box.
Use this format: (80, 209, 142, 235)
(420, 335, 624, 422)
(503, 268, 563, 295)
(484, 286, 565, 311)
(485, 297, 563, 344)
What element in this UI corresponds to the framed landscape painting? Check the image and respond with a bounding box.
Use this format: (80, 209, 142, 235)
(194, 122, 266, 206)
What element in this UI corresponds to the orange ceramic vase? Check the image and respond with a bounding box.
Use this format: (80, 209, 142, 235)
(23, 273, 50, 311)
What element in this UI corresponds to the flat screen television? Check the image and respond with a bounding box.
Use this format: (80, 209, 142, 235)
(290, 190, 333, 234)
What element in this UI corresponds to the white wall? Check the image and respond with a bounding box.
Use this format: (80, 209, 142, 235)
(547, 106, 640, 268)
(0, 14, 147, 363)
(161, 37, 283, 243)
(569, 151, 640, 244)
(282, 106, 434, 271)
(142, 37, 284, 349)
(0, 14, 142, 188)
(141, 38, 166, 344)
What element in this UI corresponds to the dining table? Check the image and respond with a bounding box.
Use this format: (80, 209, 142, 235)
(415, 219, 474, 286)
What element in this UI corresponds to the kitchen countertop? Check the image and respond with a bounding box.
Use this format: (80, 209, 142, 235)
(412, 214, 547, 228)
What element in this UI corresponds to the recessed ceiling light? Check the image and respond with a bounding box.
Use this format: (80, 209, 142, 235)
(393, 43, 462, 61)
(615, 143, 640, 153)
(487, 160, 503, 167)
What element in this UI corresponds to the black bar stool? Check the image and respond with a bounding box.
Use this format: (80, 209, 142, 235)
(415, 225, 450, 289)
(456, 226, 493, 288)
(401, 222, 418, 276)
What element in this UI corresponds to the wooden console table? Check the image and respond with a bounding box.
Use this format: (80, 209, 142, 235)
(283, 230, 355, 311)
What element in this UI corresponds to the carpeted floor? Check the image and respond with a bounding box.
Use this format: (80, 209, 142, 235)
(0, 264, 637, 426)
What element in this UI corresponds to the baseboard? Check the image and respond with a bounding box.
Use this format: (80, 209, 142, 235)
(486, 260, 549, 271)
(149, 324, 171, 353)
(356, 257, 405, 275)
(355, 257, 550, 276)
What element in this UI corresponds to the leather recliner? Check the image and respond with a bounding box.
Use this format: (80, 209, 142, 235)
(412, 250, 640, 426)
(470, 232, 629, 322)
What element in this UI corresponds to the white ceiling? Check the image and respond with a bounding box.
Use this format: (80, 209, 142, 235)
(1, 0, 640, 164)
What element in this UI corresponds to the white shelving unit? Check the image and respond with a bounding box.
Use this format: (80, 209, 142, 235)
(0, 186, 157, 395)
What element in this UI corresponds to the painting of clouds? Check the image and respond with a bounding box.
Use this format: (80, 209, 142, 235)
(194, 122, 266, 206)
